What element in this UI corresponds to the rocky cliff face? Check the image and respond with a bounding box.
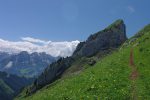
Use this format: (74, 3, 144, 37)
(73, 19, 127, 57)
(27, 19, 127, 95)
(27, 57, 74, 94)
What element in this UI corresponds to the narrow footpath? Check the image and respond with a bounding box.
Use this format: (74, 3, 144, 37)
(129, 48, 138, 100)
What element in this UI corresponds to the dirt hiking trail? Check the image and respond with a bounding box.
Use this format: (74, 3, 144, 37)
(129, 48, 139, 100)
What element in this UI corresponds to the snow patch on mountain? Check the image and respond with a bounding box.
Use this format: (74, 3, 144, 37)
(4, 61, 13, 69)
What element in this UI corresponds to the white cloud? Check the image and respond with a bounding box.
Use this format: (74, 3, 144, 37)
(21, 37, 49, 44)
(0, 37, 80, 57)
(127, 6, 135, 13)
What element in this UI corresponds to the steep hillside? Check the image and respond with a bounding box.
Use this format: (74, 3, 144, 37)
(0, 71, 33, 100)
(23, 19, 127, 95)
(0, 51, 58, 77)
(16, 24, 150, 99)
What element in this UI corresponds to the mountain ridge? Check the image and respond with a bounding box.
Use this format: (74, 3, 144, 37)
(25, 19, 127, 95)
(16, 22, 150, 100)
(0, 51, 58, 77)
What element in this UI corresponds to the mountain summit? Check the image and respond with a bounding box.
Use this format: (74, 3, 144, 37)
(73, 19, 127, 57)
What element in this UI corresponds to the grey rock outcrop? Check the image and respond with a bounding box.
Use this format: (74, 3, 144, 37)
(73, 19, 127, 57)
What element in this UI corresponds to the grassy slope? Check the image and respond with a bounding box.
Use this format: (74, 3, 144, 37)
(16, 26, 150, 100)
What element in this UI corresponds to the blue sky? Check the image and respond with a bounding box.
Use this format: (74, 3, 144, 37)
(0, 0, 149, 41)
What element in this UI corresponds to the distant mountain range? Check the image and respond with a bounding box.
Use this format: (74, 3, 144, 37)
(0, 51, 59, 77)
